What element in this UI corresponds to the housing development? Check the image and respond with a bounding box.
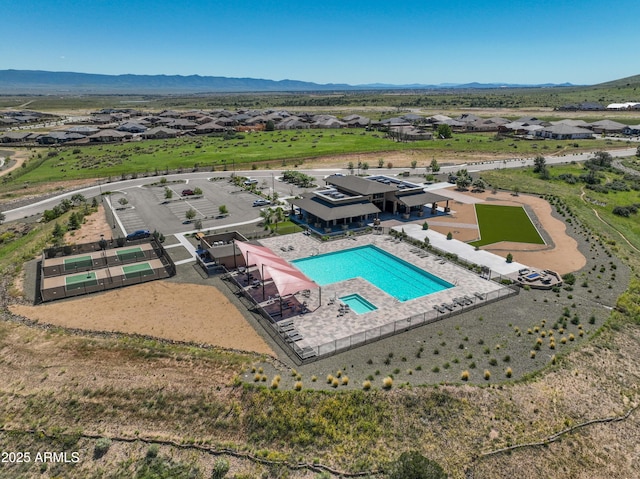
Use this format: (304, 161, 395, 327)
(1, 81, 640, 478)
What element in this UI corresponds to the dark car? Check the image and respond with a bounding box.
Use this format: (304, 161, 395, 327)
(181, 189, 195, 196)
(126, 229, 151, 241)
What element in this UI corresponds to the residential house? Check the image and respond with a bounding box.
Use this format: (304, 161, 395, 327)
(589, 120, 627, 135)
(142, 127, 180, 139)
(535, 124, 594, 140)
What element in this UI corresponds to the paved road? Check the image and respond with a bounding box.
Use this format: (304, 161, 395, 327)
(2, 147, 637, 225)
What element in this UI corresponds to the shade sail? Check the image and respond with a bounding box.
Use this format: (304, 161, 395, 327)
(250, 251, 298, 280)
(236, 241, 318, 296)
(236, 241, 280, 263)
(265, 264, 318, 297)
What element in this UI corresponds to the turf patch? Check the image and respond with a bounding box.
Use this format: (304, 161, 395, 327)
(470, 204, 544, 247)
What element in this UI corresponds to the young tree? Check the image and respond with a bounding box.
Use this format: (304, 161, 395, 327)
(456, 175, 471, 190)
(378, 158, 385, 168)
(67, 212, 81, 230)
(193, 187, 203, 195)
(347, 161, 354, 174)
(436, 124, 452, 139)
(71, 193, 86, 205)
(118, 197, 129, 208)
(472, 178, 487, 192)
(260, 208, 273, 230)
(164, 187, 173, 199)
(410, 160, 417, 169)
(272, 206, 285, 231)
(185, 208, 196, 222)
(218, 204, 228, 216)
(430, 158, 440, 172)
(533, 155, 547, 173)
(194, 219, 203, 230)
(265, 119, 275, 131)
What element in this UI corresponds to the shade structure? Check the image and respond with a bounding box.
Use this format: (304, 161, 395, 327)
(265, 264, 318, 298)
(236, 241, 281, 263)
(250, 251, 299, 280)
(235, 241, 318, 297)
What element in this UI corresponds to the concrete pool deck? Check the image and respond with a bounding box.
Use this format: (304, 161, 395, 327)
(258, 233, 512, 356)
(396, 223, 528, 276)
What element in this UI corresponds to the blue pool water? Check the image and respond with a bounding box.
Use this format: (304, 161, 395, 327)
(293, 245, 453, 302)
(339, 294, 378, 314)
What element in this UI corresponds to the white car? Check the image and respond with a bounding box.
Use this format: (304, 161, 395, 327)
(253, 199, 270, 207)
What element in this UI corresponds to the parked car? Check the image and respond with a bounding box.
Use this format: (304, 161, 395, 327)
(181, 189, 195, 196)
(253, 199, 270, 207)
(244, 179, 258, 186)
(126, 229, 151, 241)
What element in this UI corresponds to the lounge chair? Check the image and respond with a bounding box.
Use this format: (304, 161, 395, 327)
(288, 245, 294, 251)
(286, 333, 303, 343)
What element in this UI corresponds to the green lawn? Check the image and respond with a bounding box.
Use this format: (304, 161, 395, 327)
(470, 204, 545, 247)
(6, 130, 616, 185)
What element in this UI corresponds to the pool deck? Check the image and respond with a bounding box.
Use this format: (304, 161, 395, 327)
(258, 233, 509, 353)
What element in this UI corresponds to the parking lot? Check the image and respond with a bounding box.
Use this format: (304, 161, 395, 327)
(107, 174, 316, 237)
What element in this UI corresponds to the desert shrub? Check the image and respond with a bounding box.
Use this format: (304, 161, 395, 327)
(461, 371, 470, 381)
(484, 370, 491, 380)
(93, 437, 111, 459)
(385, 450, 447, 479)
(382, 377, 393, 389)
(211, 458, 230, 479)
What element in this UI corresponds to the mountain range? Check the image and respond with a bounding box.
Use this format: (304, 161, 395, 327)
(0, 70, 576, 94)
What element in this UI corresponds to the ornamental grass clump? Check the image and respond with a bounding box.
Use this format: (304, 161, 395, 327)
(461, 370, 470, 381)
(382, 376, 394, 389)
(505, 367, 513, 378)
(294, 381, 303, 391)
(484, 370, 491, 380)
(362, 380, 372, 390)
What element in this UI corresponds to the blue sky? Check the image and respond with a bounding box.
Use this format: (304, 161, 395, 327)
(3, 0, 639, 86)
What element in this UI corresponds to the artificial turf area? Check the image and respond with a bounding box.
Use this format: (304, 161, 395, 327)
(469, 204, 545, 247)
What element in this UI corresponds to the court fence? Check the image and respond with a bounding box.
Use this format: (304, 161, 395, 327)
(39, 238, 176, 302)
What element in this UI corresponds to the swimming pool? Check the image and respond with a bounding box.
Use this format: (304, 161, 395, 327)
(339, 294, 378, 314)
(293, 245, 453, 302)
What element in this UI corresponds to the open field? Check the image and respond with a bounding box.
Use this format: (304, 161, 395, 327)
(1, 131, 627, 187)
(1, 95, 640, 477)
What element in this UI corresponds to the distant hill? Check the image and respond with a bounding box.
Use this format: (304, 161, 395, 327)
(593, 74, 640, 88)
(0, 70, 577, 94)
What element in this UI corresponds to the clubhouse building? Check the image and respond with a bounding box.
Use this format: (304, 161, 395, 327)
(290, 175, 451, 234)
